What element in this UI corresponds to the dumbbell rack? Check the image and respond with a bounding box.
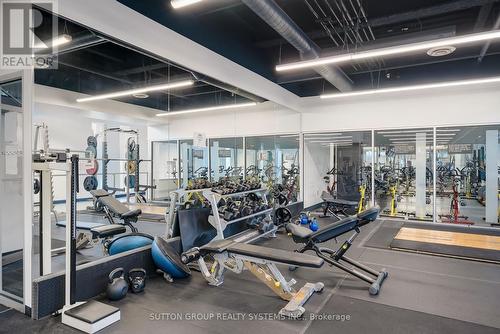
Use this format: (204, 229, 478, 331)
(202, 188, 276, 243)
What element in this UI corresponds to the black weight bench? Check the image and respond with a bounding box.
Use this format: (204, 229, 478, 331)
(181, 238, 324, 317)
(90, 189, 142, 233)
(321, 191, 358, 219)
(286, 206, 388, 295)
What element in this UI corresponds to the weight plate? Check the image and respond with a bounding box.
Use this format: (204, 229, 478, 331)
(87, 136, 97, 148)
(95, 200, 104, 212)
(275, 207, 292, 225)
(277, 194, 289, 206)
(127, 138, 136, 153)
(126, 160, 137, 174)
(85, 159, 99, 175)
(33, 178, 41, 194)
(83, 176, 98, 191)
(85, 145, 97, 159)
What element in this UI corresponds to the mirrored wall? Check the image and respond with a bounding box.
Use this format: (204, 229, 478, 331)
(245, 134, 300, 203)
(374, 128, 434, 221)
(435, 125, 499, 225)
(304, 131, 372, 210)
(210, 137, 244, 182)
(151, 140, 178, 201)
(1, 78, 25, 304)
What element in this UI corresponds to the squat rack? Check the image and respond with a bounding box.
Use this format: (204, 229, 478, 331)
(100, 127, 155, 203)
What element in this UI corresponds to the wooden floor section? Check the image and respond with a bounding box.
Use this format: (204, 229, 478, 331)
(394, 227, 500, 251)
(127, 203, 167, 216)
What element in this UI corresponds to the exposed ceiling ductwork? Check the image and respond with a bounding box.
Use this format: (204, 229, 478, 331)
(241, 0, 353, 92)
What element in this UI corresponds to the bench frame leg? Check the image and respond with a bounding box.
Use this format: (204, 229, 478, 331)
(295, 242, 387, 295)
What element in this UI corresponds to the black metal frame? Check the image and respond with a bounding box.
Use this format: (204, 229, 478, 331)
(294, 228, 387, 295)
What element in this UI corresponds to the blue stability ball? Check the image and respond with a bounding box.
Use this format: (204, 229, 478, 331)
(108, 233, 153, 255)
(151, 236, 191, 278)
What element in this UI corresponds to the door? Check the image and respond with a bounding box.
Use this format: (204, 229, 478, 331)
(0, 70, 31, 312)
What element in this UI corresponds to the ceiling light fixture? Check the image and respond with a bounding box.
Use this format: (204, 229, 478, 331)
(156, 102, 257, 117)
(76, 80, 194, 103)
(34, 33, 72, 49)
(276, 30, 500, 72)
(377, 130, 432, 134)
(320, 76, 500, 99)
(304, 132, 342, 137)
(171, 0, 203, 9)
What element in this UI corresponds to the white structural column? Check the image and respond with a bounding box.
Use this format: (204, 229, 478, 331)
(415, 132, 427, 219)
(485, 130, 499, 223)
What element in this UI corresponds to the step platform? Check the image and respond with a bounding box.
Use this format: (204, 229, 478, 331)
(62, 300, 120, 333)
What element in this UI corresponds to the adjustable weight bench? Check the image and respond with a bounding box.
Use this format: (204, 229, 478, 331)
(181, 238, 324, 318)
(286, 206, 388, 295)
(320, 191, 358, 220)
(90, 189, 142, 233)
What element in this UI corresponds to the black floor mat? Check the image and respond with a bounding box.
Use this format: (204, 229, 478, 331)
(305, 295, 500, 334)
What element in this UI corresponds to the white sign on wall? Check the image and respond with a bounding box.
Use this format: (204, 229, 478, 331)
(193, 132, 207, 148)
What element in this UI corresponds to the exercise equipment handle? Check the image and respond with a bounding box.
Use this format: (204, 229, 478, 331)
(181, 248, 201, 264)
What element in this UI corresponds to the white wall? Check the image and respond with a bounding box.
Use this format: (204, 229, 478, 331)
(300, 83, 500, 132)
(156, 101, 300, 139)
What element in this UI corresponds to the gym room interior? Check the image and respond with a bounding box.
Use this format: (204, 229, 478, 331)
(0, 0, 499, 333)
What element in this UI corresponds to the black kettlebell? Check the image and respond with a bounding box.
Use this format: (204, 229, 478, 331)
(128, 268, 147, 293)
(106, 268, 128, 301)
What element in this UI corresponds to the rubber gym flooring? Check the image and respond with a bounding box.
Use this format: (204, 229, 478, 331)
(1, 216, 500, 333)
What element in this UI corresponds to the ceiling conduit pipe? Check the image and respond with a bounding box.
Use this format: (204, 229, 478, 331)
(242, 0, 353, 92)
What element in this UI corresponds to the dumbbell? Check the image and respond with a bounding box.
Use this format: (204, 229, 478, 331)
(240, 206, 253, 217)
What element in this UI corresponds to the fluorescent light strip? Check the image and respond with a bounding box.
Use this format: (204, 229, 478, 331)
(436, 129, 461, 132)
(277, 30, 500, 72)
(307, 136, 353, 141)
(304, 133, 344, 137)
(388, 136, 455, 141)
(156, 102, 257, 117)
(310, 141, 353, 144)
(34, 34, 72, 49)
(171, 0, 203, 9)
(321, 76, 500, 99)
(76, 80, 194, 103)
(383, 133, 455, 137)
(377, 130, 431, 134)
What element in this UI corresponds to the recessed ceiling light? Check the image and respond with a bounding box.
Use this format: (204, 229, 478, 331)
(132, 93, 149, 99)
(427, 46, 456, 57)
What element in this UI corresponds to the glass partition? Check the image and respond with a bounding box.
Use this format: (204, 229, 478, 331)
(374, 129, 434, 221)
(303, 131, 372, 209)
(151, 140, 179, 201)
(209, 137, 244, 182)
(435, 125, 499, 225)
(245, 134, 300, 203)
(179, 139, 208, 188)
(1, 78, 24, 303)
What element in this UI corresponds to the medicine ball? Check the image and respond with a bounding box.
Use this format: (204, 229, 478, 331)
(106, 268, 128, 301)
